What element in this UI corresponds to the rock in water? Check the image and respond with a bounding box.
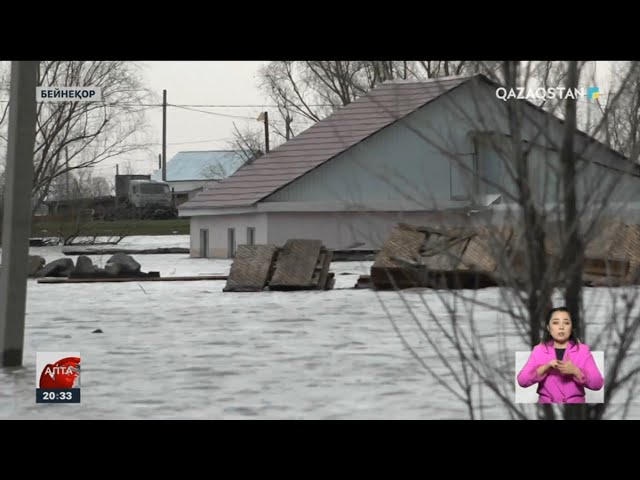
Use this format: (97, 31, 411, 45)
(36, 258, 75, 278)
(106, 253, 141, 275)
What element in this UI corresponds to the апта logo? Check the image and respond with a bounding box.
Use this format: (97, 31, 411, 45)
(36, 352, 81, 403)
(588, 87, 600, 100)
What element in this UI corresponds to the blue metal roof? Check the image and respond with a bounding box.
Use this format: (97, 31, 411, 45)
(151, 150, 246, 182)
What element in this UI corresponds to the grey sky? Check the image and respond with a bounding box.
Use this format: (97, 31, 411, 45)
(94, 61, 270, 179)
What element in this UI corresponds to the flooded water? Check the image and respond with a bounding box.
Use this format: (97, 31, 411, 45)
(1, 237, 639, 419)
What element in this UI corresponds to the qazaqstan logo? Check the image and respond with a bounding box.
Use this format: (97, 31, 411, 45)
(496, 86, 601, 102)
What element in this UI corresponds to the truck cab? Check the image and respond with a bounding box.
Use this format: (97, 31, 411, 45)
(129, 179, 172, 208)
(112, 174, 176, 219)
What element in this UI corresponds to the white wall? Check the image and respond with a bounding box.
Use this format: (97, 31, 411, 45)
(514, 351, 604, 404)
(168, 179, 217, 194)
(189, 213, 267, 258)
(190, 209, 479, 257)
(265, 210, 473, 250)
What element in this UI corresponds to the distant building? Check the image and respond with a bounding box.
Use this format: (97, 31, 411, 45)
(151, 150, 247, 206)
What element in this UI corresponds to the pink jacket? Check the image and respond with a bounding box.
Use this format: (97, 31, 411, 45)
(517, 341, 604, 403)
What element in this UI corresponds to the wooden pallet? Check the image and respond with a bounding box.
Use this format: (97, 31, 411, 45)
(224, 245, 279, 292)
(269, 240, 323, 290)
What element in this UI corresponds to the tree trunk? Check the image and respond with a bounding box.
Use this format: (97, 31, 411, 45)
(560, 62, 584, 341)
(560, 62, 586, 420)
(505, 61, 556, 420)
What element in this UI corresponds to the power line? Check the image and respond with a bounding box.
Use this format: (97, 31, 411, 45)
(0, 100, 338, 107)
(169, 103, 336, 108)
(0, 99, 343, 111)
(170, 104, 258, 120)
(0, 96, 337, 108)
(164, 137, 234, 145)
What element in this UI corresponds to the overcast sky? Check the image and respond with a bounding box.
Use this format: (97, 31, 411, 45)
(94, 61, 270, 179)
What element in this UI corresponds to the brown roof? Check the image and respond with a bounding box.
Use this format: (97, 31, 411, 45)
(179, 75, 471, 210)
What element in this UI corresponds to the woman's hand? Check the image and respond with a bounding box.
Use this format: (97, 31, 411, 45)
(557, 359, 581, 378)
(536, 359, 560, 377)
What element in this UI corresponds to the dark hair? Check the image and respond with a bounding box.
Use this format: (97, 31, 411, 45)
(542, 306, 581, 346)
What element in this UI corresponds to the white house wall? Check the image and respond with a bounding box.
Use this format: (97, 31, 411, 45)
(265, 211, 472, 250)
(168, 180, 215, 194)
(189, 213, 267, 257)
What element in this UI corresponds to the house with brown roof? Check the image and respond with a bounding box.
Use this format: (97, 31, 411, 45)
(179, 74, 640, 258)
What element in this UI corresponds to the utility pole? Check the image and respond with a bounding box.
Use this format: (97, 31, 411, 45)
(115, 164, 119, 208)
(263, 111, 269, 153)
(162, 89, 167, 181)
(257, 111, 269, 153)
(285, 114, 292, 141)
(64, 147, 70, 201)
(158, 153, 162, 170)
(0, 61, 38, 367)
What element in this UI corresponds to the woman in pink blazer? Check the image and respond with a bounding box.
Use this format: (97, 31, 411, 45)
(517, 307, 604, 404)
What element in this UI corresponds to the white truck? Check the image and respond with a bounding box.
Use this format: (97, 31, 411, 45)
(100, 174, 176, 220)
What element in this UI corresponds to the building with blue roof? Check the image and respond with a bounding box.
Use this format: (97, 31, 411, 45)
(151, 150, 247, 205)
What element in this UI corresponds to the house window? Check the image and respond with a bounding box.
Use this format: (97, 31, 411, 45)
(247, 227, 255, 245)
(474, 132, 533, 201)
(227, 228, 236, 258)
(450, 155, 475, 200)
(478, 143, 504, 195)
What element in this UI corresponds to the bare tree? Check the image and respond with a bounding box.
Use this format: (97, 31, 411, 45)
(201, 152, 245, 180)
(601, 62, 640, 164)
(0, 164, 4, 223)
(0, 61, 153, 214)
(0, 61, 10, 221)
(320, 60, 640, 419)
(89, 175, 112, 197)
(120, 159, 136, 175)
(256, 61, 505, 148)
(259, 60, 387, 140)
(48, 169, 112, 201)
(228, 123, 264, 164)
